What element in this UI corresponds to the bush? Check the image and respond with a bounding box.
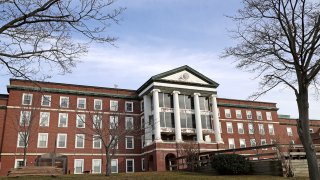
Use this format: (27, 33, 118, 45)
(211, 154, 250, 175)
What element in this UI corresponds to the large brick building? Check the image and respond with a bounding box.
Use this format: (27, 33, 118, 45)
(0, 65, 318, 175)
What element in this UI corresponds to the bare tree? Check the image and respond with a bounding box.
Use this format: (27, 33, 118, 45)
(177, 141, 200, 171)
(223, 0, 320, 179)
(0, 0, 123, 79)
(75, 101, 141, 176)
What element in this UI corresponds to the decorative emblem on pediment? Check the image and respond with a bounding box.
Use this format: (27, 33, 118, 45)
(179, 72, 190, 81)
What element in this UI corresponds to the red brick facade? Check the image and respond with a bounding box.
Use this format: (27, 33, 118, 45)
(0, 73, 319, 176)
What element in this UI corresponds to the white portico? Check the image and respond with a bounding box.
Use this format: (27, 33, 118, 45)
(137, 65, 223, 145)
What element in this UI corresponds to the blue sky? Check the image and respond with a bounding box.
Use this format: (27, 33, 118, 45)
(0, 0, 318, 118)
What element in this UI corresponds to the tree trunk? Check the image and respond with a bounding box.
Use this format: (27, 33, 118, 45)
(296, 88, 320, 180)
(105, 150, 112, 176)
(23, 146, 27, 167)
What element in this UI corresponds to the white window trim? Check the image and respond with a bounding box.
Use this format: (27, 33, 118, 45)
(94, 99, 103, 110)
(141, 158, 145, 171)
(58, 113, 68, 127)
(37, 133, 48, 148)
(224, 109, 231, 118)
(125, 101, 134, 112)
(258, 124, 265, 135)
(248, 123, 254, 134)
(22, 93, 33, 105)
(236, 110, 242, 119)
(256, 111, 263, 120)
(110, 100, 118, 111)
(76, 114, 86, 128)
(126, 136, 134, 149)
(93, 135, 102, 149)
(261, 139, 267, 150)
(228, 138, 235, 149)
(92, 159, 102, 174)
(74, 159, 84, 174)
(266, 112, 272, 120)
(268, 124, 275, 135)
(239, 139, 246, 148)
(14, 159, 26, 168)
(226, 122, 233, 134)
(77, 98, 86, 109)
(246, 110, 252, 119)
(57, 133, 67, 148)
(17, 132, 27, 148)
(41, 95, 51, 107)
(75, 134, 85, 148)
(39, 112, 50, 127)
(126, 159, 135, 173)
(60, 96, 69, 108)
(111, 159, 118, 173)
(93, 114, 103, 129)
(110, 116, 118, 129)
(125, 117, 134, 130)
(20, 111, 31, 126)
(237, 123, 244, 134)
(287, 127, 293, 136)
(140, 100, 144, 112)
(250, 139, 256, 147)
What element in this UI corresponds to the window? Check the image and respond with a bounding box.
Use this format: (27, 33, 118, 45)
(246, 110, 252, 119)
(92, 159, 101, 174)
(94, 99, 102, 110)
(224, 109, 231, 118)
(160, 112, 175, 128)
(110, 136, 118, 149)
(141, 135, 145, 148)
(22, 93, 32, 105)
(256, 111, 263, 120)
(125, 102, 133, 112)
(289, 140, 295, 145)
(199, 96, 209, 111)
(111, 159, 118, 173)
(237, 123, 244, 134)
(268, 124, 275, 135)
(141, 158, 145, 171)
(58, 113, 68, 127)
(74, 159, 84, 174)
(110, 100, 118, 111)
(140, 101, 144, 112)
(141, 117, 145, 130)
(201, 115, 212, 129)
(310, 129, 314, 133)
(126, 117, 134, 130)
(228, 138, 235, 149)
(60, 96, 69, 108)
(271, 139, 277, 150)
(39, 112, 50, 127)
(77, 98, 86, 109)
(110, 116, 118, 129)
(76, 114, 85, 128)
(15, 159, 25, 168)
(258, 124, 265, 135)
(93, 114, 102, 129)
(75, 134, 85, 148)
(17, 132, 27, 148)
(41, 95, 51, 107)
(248, 123, 254, 134)
(126, 159, 134, 173)
(250, 139, 256, 147)
(20, 111, 31, 126)
(266, 112, 272, 120)
(261, 139, 267, 149)
(37, 133, 48, 148)
(226, 122, 233, 133)
(159, 93, 173, 108)
(287, 127, 293, 136)
(126, 136, 134, 149)
(236, 110, 242, 119)
(178, 94, 193, 109)
(93, 135, 101, 149)
(239, 139, 246, 148)
(57, 133, 67, 148)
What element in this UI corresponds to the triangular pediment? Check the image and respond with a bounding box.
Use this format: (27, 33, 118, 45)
(161, 70, 209, 84)
(151, 65, 219, 86)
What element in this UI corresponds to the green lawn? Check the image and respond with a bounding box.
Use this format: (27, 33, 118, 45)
(0, 171, 309, 180)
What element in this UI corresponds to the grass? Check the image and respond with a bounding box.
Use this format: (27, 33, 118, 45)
(0, 171, 309, 180)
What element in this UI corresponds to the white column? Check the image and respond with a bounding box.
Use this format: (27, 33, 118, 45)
(152, 89, 162, 142)
(211, 94, 223, 143)
(172, 91, 182, 142)
(143, 95, 152, 145)
(193, 93, 204, 143)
